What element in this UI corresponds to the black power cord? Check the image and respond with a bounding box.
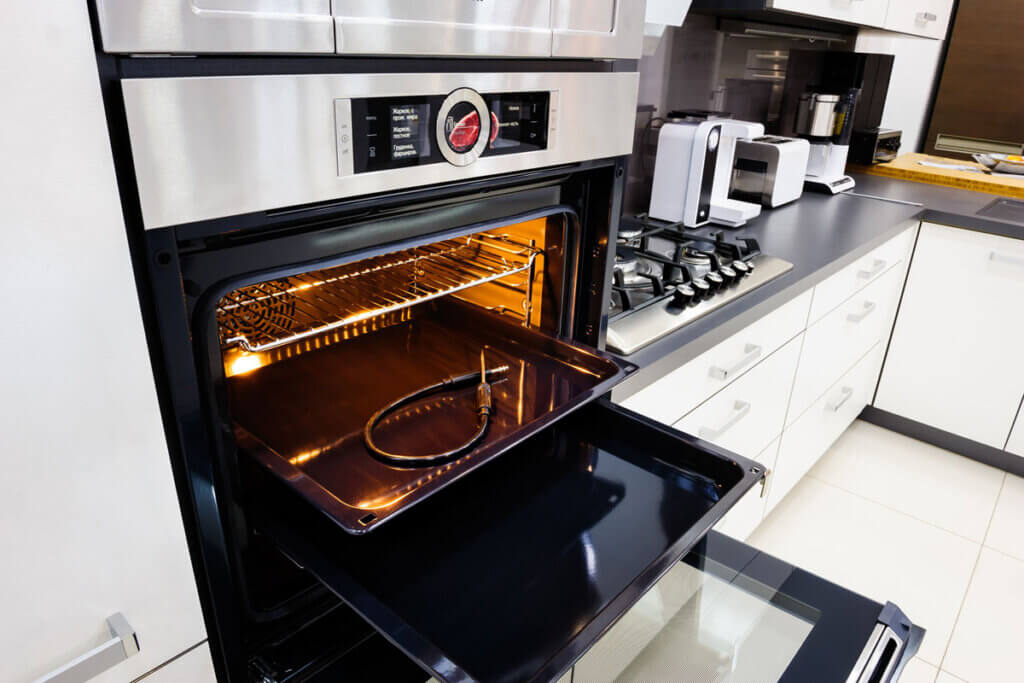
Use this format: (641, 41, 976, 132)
(364, 350, 508, 465)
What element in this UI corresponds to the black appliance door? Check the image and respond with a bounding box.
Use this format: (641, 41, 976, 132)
(251, 400, 766, 683)
(570, 531, 924, 683)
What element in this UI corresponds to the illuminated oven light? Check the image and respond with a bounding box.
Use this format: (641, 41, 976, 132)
(229, 353, 264, 377)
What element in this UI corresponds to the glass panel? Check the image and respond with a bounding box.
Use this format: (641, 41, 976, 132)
(575, 560, 817, 682)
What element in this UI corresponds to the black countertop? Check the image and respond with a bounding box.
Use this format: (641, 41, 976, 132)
(611, 174, 1024, 401)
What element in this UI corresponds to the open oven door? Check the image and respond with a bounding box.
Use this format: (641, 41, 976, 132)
(249, 399, 767, 683)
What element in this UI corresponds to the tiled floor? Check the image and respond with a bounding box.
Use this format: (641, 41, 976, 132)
(749, 420, 1024, 682)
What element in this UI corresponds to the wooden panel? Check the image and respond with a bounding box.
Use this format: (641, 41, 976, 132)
(924, 0, 1024, 158)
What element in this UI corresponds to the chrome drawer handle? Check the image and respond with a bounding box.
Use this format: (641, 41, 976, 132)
(709, 343, 763, 381)
(827, 386, 854, 412)
(699, 400, 751, 440)
(35, 614, 139, 683)
(847, 301, 877, 324)
(916, 11, 938, 22)
(857, 258, 887, 280)
(990, 250, 1024, 267)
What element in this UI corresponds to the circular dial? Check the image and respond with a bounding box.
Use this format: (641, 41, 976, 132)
(436, 88, 491, 167)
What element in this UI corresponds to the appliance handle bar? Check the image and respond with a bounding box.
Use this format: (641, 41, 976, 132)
(709, 343, 763, 381)
(847, 301, 877, 324)
(699, 400, 751, 440)
(33, 614, 139, 683)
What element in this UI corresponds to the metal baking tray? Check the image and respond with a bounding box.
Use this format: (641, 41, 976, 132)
(232, 300, 633, 534)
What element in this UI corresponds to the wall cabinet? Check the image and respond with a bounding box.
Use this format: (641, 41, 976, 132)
(876, 223, 1024, 449)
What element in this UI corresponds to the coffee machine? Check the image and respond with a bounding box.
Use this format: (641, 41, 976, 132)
(649, 111, 765, 227)
(796, 89, 858, 194)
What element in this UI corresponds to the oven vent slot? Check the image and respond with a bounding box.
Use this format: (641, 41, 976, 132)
(217, 233, 541, 354)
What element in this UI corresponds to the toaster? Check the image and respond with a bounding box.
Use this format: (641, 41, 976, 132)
(731, 135, 811, 208)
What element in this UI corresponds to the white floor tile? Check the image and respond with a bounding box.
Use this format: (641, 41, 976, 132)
(984, 474, 1024, 562)
(809, 421, 1005, 542)
(942, 548, 1024, 683)
(900, 657, 939, 683)
(749, 477, 979, 666)
(935, 672, 966, 683)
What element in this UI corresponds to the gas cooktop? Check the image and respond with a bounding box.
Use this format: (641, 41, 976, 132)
(606, 216, 793, 355)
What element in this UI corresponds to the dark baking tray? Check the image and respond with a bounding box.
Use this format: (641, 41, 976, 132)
(231, 300, 633, 534)
(253, 400, 764, 683)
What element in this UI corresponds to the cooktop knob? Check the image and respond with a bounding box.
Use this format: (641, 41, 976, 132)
(670, 284, 696, 308)
(732, 260, 752, 277)
(706, 271, 725, 289)
(719, 265, 738, 285)
(691, 278, 712, 299)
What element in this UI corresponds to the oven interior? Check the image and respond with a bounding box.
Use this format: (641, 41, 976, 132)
(215, 214, 626, 538)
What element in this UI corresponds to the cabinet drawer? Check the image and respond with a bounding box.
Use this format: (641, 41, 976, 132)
(885, 0, 953, 39)
(714, 437, 779, 542)
(769, 0, 889, 28)
(767, 345, 881, 515)
(622, 290, 811, 426)
(674, 337, 802, 460)
(809, 226, 916, 324)
(789, 264, 903, 424)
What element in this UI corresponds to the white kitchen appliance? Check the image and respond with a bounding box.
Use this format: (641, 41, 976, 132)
(732, 136, 810, 208)
(796, 91, 858, 194)
(649, 113, 766, 228)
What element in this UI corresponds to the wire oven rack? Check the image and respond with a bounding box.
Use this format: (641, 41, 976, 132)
(218, 233, 541, 353)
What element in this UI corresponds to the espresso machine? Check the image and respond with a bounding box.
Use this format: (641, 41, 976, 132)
(796, 89, 859, 194)
(649, 111, 765, 227)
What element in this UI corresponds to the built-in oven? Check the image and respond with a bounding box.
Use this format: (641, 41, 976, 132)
(93, 33, 922, 683)
(92, 0, 643, 59)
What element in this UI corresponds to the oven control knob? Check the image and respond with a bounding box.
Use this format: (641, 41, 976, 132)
(691, 278, 712, 299)
(670, 284, 696, 308)
(719, 265, 738, 285)
(437, 88, 491, 167)
(706, 271, 725, 289)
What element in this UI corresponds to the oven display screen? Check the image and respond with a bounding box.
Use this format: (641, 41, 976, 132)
(351, 92, 549, 174)
(389, 103, 431, 161)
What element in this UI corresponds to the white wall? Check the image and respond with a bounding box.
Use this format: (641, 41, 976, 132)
(855, 29, 946, 154)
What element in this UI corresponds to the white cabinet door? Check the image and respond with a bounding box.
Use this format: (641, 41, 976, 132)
(4, 5, 207, 683)
(769, 0, 889, 28)
(140, 643, 216, 683)
(884, 0, 954, 39)
(876, 223, 1024, 448)
(1006, 411, 1024, 457)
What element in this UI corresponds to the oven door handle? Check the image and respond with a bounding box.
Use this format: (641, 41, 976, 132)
(34, 614, 139, 683)
(846, 602, 924, 683)
(699, 400, 751, 441)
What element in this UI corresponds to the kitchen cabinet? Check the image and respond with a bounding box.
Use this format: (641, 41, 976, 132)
(674, 337, 802, 460)
(5, 5, 208, 683)
(876, 223, 1024, 449)
(769, 343, 885, 514)
(1006, 413, 1024, 457)
(768, 0, 889, 28)
(884, 0, 954, 39)
(621, 290, 812, 426)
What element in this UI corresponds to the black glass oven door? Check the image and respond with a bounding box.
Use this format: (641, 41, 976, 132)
(250, 400, 766, 683)
(571, 530, 924, 683)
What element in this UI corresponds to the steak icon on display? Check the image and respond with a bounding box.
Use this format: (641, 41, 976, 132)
(445, 101, 482, 153)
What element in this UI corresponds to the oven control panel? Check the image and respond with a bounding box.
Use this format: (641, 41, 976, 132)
(335, 88, 554, 176)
